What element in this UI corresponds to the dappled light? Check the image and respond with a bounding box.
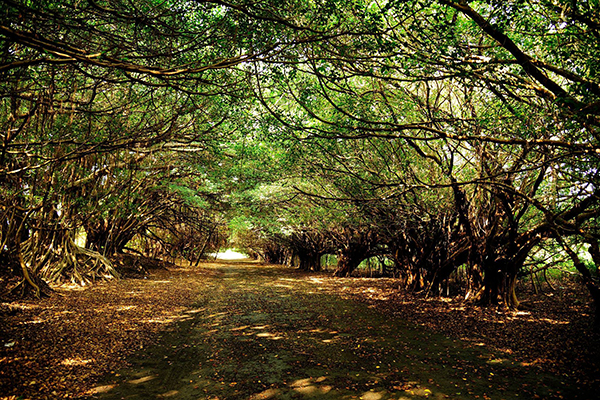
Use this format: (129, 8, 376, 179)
(115, 305, 136, 311)
(2, 1, 600, 398)
(290, 377, 333, 395)
(142, 314, 193, 324)
(127, 375, 156, 385)
(54, 262, 583, 400)
(61, 358, 95, 367)
(185, 308, 207, 314)
(360, 390, 386, 400)
(87, 385, 116, 395)
(207, 312, 228, 319)
(255, 332, 284, 340)
(2, 261, 598, 398)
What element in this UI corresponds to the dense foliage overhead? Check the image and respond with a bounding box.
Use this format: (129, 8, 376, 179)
(1, 0, 599, 321)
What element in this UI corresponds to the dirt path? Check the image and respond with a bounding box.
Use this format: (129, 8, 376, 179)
(88, 260, 582, 400)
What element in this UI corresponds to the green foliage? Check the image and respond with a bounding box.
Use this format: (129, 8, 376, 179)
(1, 0, 599, 308)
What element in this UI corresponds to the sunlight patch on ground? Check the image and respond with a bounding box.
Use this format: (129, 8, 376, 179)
(55, 283, 89, 291)
(361, 390, 386, 400)
(23, 319, 45, 324)
(290, 377, 332, 395)
(86, 384, 116, 394)
(208, 312, 228, 318)
(128, 375, 156, 385)
(116, 306, 137, 311)
(61, 358, 94, 366)
(185, 308, 207, 314)
(540, 317, 570, 325)
(487, 358, 510, 365)
(2, 302, 38, 311)
(271, 283, 293, 288)
(143, 314, 193, 324)
(230, 325, 250, 331)
(278, 278, 300, 282)
(255, 332, 284, 340)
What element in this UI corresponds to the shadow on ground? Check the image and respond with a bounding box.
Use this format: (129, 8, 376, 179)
(88, 260, 582, 400)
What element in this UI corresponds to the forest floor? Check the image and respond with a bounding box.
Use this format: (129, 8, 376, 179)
(1, 259, 599, 400)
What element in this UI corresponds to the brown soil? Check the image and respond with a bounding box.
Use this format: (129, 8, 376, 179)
(315, 272, 600, 390)
(0, 265, 210, 399)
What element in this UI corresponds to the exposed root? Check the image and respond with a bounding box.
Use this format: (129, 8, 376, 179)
(23, 231, 120, 286)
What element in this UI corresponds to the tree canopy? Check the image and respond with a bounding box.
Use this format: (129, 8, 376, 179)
(1, 0, 599, 320)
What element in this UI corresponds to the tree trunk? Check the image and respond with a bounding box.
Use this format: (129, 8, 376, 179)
(296, 250, 321, 271)
(85, 221, 135, 256)
(477, 258, 521, 309)
(334, 250, 364, 277)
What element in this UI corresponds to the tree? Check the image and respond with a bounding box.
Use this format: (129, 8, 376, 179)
(1, 0, 599, 324)
(246, 0, 600, 312)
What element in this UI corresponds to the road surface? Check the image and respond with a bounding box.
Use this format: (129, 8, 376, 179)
(91, 260, 574, 399)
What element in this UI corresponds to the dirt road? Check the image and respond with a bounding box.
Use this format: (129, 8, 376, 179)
(90, 260, 577, 399)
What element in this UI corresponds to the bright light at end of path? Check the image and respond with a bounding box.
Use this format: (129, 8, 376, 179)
(216, 249, 248, 260)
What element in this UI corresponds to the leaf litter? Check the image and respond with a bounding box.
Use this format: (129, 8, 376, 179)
(0, 261, 598, 399)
